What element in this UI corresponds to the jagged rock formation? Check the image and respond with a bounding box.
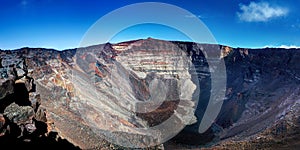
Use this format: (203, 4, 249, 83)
(0, 56, 80, 149)
(0, 38, 299, 149)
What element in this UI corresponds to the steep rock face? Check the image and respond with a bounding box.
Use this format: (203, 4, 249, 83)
(165, 46, 300, 149)
(218, 48, 300, 134)
(0, 39, 300, 149)
(211, 48, 300, 149)
(63, 39, 198, 148)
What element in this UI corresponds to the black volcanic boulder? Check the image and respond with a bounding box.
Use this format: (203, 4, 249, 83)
(4, 103, 35, 126)
(4, 102, 36, 137)
(0, 78, 14, 100)
(0, 68, 15, 100)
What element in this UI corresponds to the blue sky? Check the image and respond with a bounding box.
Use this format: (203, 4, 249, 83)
(0, 0, 300, 50)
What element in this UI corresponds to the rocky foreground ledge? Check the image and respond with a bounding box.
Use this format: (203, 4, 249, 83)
(0, 56, 81, 149)
(0, 38, 300, 149)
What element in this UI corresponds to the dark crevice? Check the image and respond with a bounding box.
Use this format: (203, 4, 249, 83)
(14, 83, 31, 106)
(0, 94, 15, 113)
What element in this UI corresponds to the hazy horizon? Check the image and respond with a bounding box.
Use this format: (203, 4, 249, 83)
(2, 37, 300, 51)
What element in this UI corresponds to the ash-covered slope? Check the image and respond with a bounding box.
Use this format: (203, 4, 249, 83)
(212, 47, 300, 149)
(0, 38, 300, 149)
(0, 38, 199, 149)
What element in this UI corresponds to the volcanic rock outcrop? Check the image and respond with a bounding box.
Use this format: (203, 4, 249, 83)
(0, 38, 299, 149)
(0, 56, 80, 149)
